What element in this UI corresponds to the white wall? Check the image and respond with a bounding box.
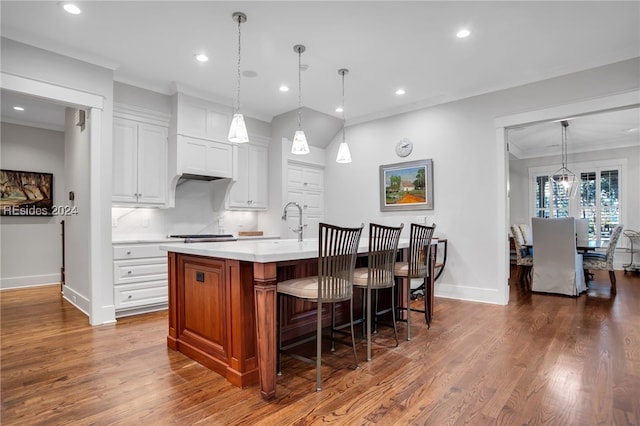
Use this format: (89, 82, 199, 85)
(61, 107, 91, 313)
(0, 123, 65, 289)
(323, 58, 640, 305)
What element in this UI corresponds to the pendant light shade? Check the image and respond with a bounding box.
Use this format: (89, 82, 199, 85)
(228, 12, 249, 143)
(336, 68, 352, 163)
(228, 113, 248, 143)
(291, 44, 310, 155)
(291, 130, 310, 155)
(551, 120, 578, 198)
(336, 142, 352, 163)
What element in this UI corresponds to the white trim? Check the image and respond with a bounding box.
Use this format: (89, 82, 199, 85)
(113, 103, 171, 127)
(1, 72, 104, 109)
(0, 274, 61, 290)
(0, 117, 65, 132)
(495, 90, 640, 129)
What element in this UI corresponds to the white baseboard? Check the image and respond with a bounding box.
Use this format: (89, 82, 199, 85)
(0, 274, 61, 290)
(435, 281, 504, 305)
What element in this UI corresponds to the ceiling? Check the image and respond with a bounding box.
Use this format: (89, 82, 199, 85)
(1, 1, 639, 153)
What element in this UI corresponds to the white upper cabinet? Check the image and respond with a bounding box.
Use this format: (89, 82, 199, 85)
(113, 115, 168, 206)
(228, 142, 268, 210)
(168, 93, 234, 183)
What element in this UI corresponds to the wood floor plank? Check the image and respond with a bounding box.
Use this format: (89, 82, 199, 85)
(2, 269, 639, 425)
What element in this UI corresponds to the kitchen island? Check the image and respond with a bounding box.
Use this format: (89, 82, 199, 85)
(161, 238, 436, 400)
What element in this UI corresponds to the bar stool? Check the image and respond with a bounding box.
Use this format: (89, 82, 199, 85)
(351, 223, 403, 361)
(277, 222, 363, 392)
(394, 223, 436, 340)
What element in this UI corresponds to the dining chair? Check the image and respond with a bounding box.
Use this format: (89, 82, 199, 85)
(531, 217, 586, 296)
(394, 222, 436, 340)
(575, 218, 589, 242)
(351, 223, 403, 361)
(583, 224, 623, 293)
(277, 222, 363, 392)
(511, 224, 533, 289)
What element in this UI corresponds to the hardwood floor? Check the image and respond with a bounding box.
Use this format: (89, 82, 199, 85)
(2, 269, 639, 425)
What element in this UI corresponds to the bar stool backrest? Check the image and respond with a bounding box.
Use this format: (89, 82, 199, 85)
(408, 223, 436, 278)
(317, 222, 364, 302)
(367, 223, 404, 289)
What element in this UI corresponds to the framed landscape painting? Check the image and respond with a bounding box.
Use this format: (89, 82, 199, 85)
(379, 159, 433, 211)
(0, 169, 53, 216)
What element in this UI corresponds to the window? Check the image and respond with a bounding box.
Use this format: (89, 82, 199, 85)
(530, 161, 624, 244)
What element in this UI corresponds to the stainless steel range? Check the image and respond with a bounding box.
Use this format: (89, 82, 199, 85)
(169, 234, 238, 243)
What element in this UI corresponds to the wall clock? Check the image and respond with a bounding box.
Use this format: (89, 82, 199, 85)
(395, 138, 413, 157)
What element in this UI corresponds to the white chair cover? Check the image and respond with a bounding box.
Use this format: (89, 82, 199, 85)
(575, 218, 589, 242)
(532, 217, 586, 296)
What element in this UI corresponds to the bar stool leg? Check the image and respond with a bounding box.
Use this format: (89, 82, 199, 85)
(406, 277, 412, 341)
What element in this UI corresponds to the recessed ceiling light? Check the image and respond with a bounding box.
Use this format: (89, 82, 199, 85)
(395, 89, 406, 95)
(60, 2, 82, 15)
(194, 53, 209, 63)
(279, 85, 289, 92)
(335, 106, 344, 113)
(456, 29, 471, 38)
(13, 106, 25, 111)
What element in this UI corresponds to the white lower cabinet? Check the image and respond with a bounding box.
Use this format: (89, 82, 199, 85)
(112, 242, 168, 318)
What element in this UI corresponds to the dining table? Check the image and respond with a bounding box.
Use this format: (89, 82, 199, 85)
(525, 239, 604, 253)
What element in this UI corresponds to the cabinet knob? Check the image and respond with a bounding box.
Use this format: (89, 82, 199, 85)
(303, 182, 308, 186)
(128, 295, 132, 299)
(303, 205, 308, 208)
(126, 251, 132, 255)
(127, 270, 132, 275)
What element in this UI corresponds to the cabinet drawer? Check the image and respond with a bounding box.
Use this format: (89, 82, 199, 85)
(113, 244, 166, 260)
(113, 258, 167, 284)
(114, 280, 168, 310)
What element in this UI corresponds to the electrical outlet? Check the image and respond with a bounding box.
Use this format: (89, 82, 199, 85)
(415, 216, 427, 224)
(218, 218, 224, 228)
(112, 216, 118, 227)
(143, 219, 150, 228)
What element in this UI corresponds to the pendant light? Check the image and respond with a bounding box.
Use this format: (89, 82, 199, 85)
(227, 12, 249, 143)
(335, 68, 352, 163)
(291, 44, 310, 155)
(551, 120, 578, 198)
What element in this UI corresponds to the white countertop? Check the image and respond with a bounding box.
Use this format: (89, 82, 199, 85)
(113, 237, 183, 244)
(160, 238, 424, 263)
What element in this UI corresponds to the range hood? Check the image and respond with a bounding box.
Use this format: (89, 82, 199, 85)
(167, 134, 236, 207)
(179, 173, 223, 182)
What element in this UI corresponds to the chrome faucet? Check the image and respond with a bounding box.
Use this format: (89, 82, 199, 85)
(282, 202, 303, 242)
